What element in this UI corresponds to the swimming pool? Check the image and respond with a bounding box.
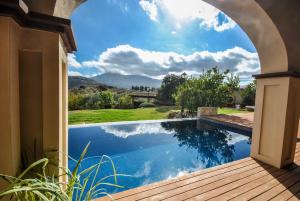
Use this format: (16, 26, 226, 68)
(68, 119, 251, 196)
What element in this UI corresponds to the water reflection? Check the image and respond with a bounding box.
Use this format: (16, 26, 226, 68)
(161, 120, 236, 168)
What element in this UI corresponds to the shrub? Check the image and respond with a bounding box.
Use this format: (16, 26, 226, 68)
(139, 102, 155, 108)
(69, 93, 88, 110)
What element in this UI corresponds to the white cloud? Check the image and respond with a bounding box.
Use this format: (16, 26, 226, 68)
(68, 54, 82, 68)
(139, 0, 158, 22)
(78, 44, 260, 81)
(139, 0, 236, 32)
(68, 71, 83, 76)
(101, 123, 174, 138)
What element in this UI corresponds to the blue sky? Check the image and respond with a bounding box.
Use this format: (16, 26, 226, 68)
(68, 0, 260, 84)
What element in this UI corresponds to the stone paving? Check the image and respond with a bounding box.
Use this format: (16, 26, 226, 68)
(205, 113, 254, 129)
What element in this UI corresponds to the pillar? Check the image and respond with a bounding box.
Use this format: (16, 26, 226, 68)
(0, 0, 75, 187)
(251, 73, 300, 168)
(0, 17, 21, 190)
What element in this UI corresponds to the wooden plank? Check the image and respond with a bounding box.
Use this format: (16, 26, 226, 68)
(97, 143, 300, 201)
(208, 151, 300, 201)
(287, 191, 300, 201)
(251, 169, 300, 200)
(185, 153, 300, 201)
(271, 180, 300, 201)
(230, 165, 300, 201)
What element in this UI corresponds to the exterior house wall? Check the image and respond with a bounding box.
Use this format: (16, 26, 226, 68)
(0, 16, 68, 188)
(0, 18, 21, 188)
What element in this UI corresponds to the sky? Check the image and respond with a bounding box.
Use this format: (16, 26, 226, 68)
(68, 0, 260, 84)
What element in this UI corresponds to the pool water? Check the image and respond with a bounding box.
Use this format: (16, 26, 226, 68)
(68, 119, 251, 196)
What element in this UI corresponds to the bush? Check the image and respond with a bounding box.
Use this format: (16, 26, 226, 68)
(69, 93, 88, 110)
(139, 102, 155, 108)
(69, 90, 116, 110)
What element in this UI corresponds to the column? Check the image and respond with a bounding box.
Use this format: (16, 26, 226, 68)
(251, 74, 300, 168)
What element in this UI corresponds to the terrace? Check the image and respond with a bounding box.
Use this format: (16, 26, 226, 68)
(95, 114, 300, 201)
(97, 142, 300, 201)
(1, 0, 300, 200)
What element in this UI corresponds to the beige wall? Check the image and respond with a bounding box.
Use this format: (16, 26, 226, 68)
(0, 17, 68, 182)
(0, 18, 21, 189)
(19, 50, 43, 164)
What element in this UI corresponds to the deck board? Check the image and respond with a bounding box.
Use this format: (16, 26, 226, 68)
(96, 143, 300, 201)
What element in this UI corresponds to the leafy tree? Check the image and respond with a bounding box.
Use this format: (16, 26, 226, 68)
(241, 81, 256, 106)
(157, 73, 187, 105)
(84, 91, 116, 109)
(174, 67, 240, 112)
(116, 93, 133, 109)
(139, 86, 144, 91)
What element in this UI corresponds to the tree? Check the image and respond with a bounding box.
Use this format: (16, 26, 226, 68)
(241, 81, 256, 106)
(174, 67, 240, 112)
(157, 73, 187, 105)
(116, 93, 133, 109)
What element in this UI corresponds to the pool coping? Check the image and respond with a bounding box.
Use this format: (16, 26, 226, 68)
(68, 118, 199, 128)
(199, 116, 253, 133)
(68, 117, 253, 137)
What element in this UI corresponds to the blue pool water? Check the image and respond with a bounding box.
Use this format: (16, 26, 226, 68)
(68, 119, 251, 196)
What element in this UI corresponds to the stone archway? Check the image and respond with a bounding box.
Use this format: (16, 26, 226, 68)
(1, 1, 300, 187)
(65, 0, 300, 168)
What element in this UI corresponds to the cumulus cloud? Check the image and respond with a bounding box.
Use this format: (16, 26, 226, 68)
(68, 54, 82, 68)
(139, 0, 236, 32)
(139, 0, 158, 21)
(72, 44, 260, 80)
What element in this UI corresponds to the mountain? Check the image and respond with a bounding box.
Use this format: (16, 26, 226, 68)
(91, 73, 162, 89)
(69, 76, 109, 89)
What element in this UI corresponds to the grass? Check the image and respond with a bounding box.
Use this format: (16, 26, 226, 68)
(69, 106, 249, 125)
(218, 107, 249, 115)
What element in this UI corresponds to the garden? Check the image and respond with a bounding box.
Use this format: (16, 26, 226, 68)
(68, 67, 256, 124)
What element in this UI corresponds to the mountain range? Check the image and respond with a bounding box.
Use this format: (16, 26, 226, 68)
(69, 73, 162, 89)
(91, 73, 162, 89)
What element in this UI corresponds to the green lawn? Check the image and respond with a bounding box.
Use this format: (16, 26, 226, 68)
(218, 107, 249, 115)
(69, 106, 248, 125)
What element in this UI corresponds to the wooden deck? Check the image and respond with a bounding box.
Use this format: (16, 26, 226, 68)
(97, 142, 300, 201)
